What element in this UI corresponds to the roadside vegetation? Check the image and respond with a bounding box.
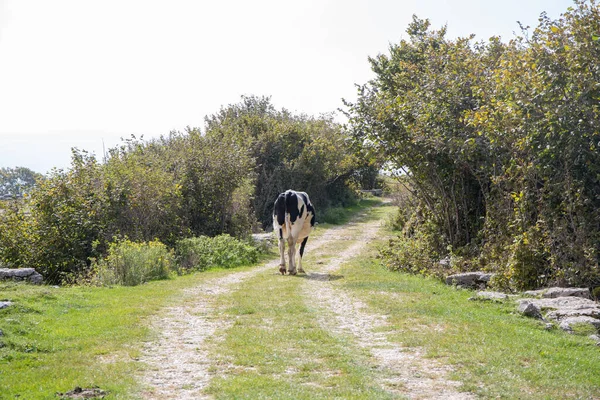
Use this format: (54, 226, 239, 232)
(1, 200, 599, 399)
(346, 0, 600, 291)
(0, 96, 379, 284)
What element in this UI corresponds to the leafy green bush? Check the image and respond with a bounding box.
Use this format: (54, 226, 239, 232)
(348, 2, 600, 289)
(175, 235, 259, 272)
(0, 202, 32, 269)
(320, 207, 347, 225)
(380, 214, 449, 278)
(1, 96, 365, 284)
(204, 95, 366, 229)
(92, 239, 174, 286)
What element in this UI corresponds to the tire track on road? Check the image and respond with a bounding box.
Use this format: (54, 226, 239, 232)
(301, 215, 475, 399)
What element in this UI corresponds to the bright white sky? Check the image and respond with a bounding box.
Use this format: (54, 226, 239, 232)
(0, 0, 573, 173)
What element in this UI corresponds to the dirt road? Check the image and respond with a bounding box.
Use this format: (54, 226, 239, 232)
(138, 208, 473, 399)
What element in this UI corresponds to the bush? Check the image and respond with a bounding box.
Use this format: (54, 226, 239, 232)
(320, 207, 347, 225)
(92, 239, 174, 286)
(348, 2, 600, 290)
(0, 203, 32, 269)
(380, 220, 448, 279)
(175, 235, 259, 272)
(204, 95, 365, 229)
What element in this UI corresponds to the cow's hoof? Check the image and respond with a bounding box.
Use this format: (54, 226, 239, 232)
(288, 270, 297, 276)
(298, 269, 305, 274)
(279, 267, 286, 275)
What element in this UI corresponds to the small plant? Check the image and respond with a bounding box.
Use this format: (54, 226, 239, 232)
(92, 239, 174, 286)
(175, 234, 259, 272)
(570, 322, 598, 337)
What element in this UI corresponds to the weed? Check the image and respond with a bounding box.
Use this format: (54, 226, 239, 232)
(92, 239, 174, 286)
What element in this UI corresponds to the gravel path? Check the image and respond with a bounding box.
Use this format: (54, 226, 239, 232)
(138, 222, 372, 399)
(138, 209, 473, 399)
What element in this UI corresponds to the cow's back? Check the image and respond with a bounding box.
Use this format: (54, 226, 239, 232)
(272, 190, 315, 240)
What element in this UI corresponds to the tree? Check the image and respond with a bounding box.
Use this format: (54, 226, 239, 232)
(345, 15, 491, 250)
(347, 1, 600, 289)
(0, 167, 43, 198)
(206, 95, 364, 229)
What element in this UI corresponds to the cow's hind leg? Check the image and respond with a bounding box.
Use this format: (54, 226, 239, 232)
(278, 229, 286, 275)
(297, 236, 309, 274)
(287, 237, 297, 275)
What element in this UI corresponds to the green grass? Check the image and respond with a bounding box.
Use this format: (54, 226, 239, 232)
(334, 239, 600, 399)
(0, 268, 243, 399)
(0, 198, 381, 399)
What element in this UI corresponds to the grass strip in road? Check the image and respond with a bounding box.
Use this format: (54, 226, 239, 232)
(205, 267, 396, 400)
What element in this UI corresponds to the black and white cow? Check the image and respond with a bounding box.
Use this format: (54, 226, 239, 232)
(272, 189, 316, 275)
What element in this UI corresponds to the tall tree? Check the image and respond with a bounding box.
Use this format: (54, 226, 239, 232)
(0, 167, 43, 198)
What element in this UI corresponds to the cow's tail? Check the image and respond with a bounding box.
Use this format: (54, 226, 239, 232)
(284, 190, 293, 227)
(284, 211, 292, 232)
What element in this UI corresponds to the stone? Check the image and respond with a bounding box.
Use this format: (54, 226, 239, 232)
(251, 233, 276, 251)
(517, 300, 543, 319)
(523, 287, 590, 299)
(0, 301, 12, 310)
(558, 316, 600, 332)
(0, 268, 43, 284)
(523, 297, 600, 318)
(543, 287, 591, 299)
(546, 307, 600, 321)
(445, 272, 494, 289)
(473, 291, 511, 301)
(518, 296, 600, 332)
(439, 257, 451, 267)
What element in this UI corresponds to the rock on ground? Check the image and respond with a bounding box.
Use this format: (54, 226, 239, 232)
(523, 287, 591, 299)
(559, 316, 600, 332)
(445, 272, 494, 290)
(471, 291, 517, 301)
(0, 301, 12, 310)
(517, 300, 544, 319)
(518, 292, 600, 333)
(0, 268, 43, 284)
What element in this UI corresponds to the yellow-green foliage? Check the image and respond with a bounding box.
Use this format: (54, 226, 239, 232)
(93, 239, 174, 286)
